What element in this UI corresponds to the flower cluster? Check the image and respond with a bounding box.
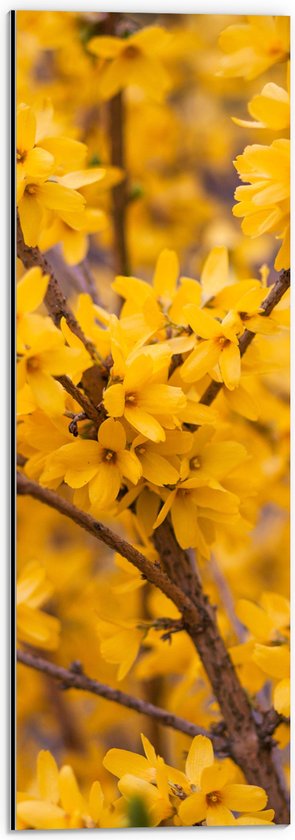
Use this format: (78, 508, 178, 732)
(219, 18, 290, 270)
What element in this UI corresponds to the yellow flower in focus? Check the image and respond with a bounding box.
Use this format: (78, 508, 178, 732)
(17, 750, 119, 829)
(218, 16, 289, 80)
(44, 418, 142, 509)
(181, 305, 241, 390)
(18, 177, 85, 248)
(103, 354, 186, 443)
(17, 563, 60, 651)
(17, 320, 84, 415)
(233, 139, 290, 271)
(88, 27, 172, 102)
(178, 735, 268, 826)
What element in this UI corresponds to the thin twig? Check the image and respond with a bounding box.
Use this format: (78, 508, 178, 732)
(17, 649, 228, 753)
(56, 375, 100, 427)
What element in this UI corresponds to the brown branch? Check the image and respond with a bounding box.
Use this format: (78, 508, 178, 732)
(17, 649, 227, 753)
(199, 268, 290, 407)
(17, 213, 97, 361)
(16, 471, 289, 820)
(55, 375, 101, 427)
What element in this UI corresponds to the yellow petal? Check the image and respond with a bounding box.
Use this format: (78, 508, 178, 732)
(178, 792, 207, 826)
(59, 765, 84, 813)
(103, 383, 125, 417)
(206, 804, 235, 826)
(235, 600, 273, 642)
(139, 384, 186, 415)
(139, 450, 179, 486)
(153, 249, 179, 299)
(125, 406, 165, 442)
(103, 749, 152, 781)
(273, 677, 290, 716)
(118, 449, 142, 484)
(87, 35, 122, 58)
(88, 781, 104, 824)
(17, 800, 67, 829)
(222, 783, 267, 812)
(17, 267, 49, 315)
(124, 355, 153, 392)
(37, 751, 59, 804)
(185, 735, 214, 787)
(18, 193, 43, 247)
(25, 146, 54, 180)
(219, 343, 241, 390)
(38, 182, 85, 212)
(27, 370, 65, 415)
(98, 418, 126, 451)
(57, 168, 107, 189)
(171, 493, 201, 550)
(201, 247, 229, 302)
(181, 340, 220, 383)
(252, 643, 290, 679)
(17, 104, 36, 152)
(200, 763, 231, 793)
(89, 463, 121, 508)
(184, 306, 221, 339)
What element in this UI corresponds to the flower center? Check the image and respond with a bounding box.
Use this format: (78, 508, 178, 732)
(125, 392, 137, 405)
(190, 456, 201, 469)
(206, 790, 222, 807)
(27, 356, 40, 372)
(102, 449, 116, 463)
(16, 149, 26, 163)
(217, 336, 230, 349)
(123, 44, 140, 60)
(25, 184, 38, 196)
(138, 446, 146, 455)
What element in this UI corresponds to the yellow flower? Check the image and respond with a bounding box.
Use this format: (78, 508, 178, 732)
(103, 354, 186, 443)
(17, 562, 60, 650)
(230, 592, 290, 712)
(181, 305, 241, 390)
(88, 26, 171, 102)
(96, 615, 146, 680)
(113, 248, 201, 325)
(18, 176, 85, 247)
(45, 418, 142, 509)
(218, 16, 289, 80)
(131, 429, 192, 487)
(17, 750, 118, 829)
(178, 735, 267, 826)
(17, 320, 84, 415)
(153, 469, 240, 553)
(103, 732, 187, 792)
(233, 139, 290, 271)
(17, 103, 55, 192)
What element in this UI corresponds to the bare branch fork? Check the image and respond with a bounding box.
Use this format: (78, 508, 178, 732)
(17, 649, 228, 754)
